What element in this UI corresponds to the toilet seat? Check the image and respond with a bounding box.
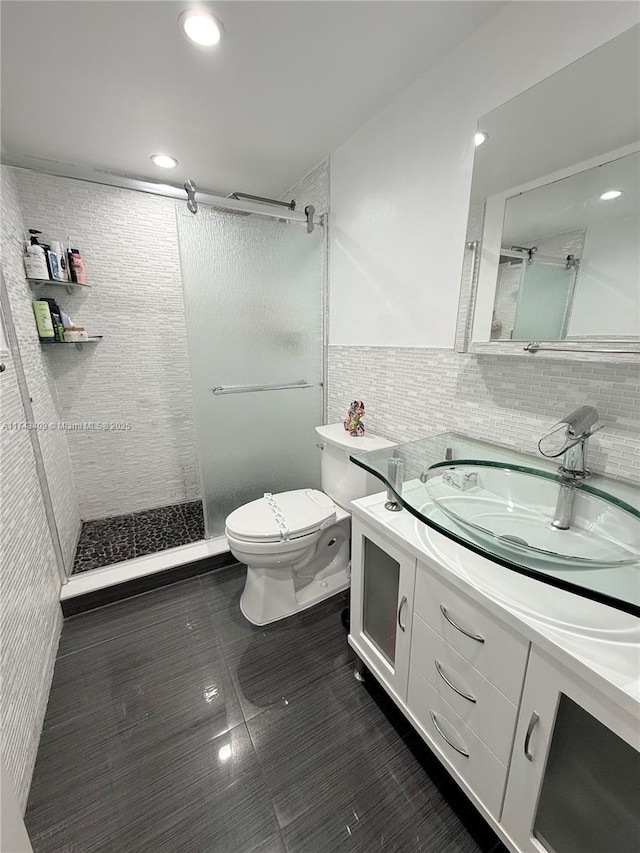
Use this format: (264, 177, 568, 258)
(225, 488, 337, 544)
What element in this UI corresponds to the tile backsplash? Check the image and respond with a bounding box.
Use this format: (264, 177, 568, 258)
(328, 346, 640, 483)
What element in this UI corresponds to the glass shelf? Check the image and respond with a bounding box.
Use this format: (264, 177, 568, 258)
(28, 278, 91, 294)
(40, 336, 102, 350)
(350, 432, 640, 616)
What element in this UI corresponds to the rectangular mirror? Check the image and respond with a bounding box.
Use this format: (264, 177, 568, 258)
(461, 25, 640, 360)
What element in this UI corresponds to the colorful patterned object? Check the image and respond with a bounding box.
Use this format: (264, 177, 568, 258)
(344, 400, 366, 436)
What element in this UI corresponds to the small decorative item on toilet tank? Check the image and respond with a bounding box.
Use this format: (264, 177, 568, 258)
(344, 400, 365, 436)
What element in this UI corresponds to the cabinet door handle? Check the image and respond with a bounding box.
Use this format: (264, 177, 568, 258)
(439, 604, 485, 644)
(430, 711, 470, 757)
(524, 711, 539, 761)
(435, 660, 476, 703)
(397, 595, 407, 632)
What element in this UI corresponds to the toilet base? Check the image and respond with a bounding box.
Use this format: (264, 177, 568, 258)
(240, 558, 350, 626)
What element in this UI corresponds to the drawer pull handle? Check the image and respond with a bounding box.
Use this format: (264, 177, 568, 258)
(524, 711, 539, 761)
(430, 711, 470, 757)
(440, 604, 485, 644)
(398, 595, 407, 632)
(435, 660, 476, 703)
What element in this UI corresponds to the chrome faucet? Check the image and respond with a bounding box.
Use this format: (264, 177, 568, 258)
(538, 406, 601, 529)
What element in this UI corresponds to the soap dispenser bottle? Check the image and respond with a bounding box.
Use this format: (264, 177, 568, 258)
(23, 230, 49, 280)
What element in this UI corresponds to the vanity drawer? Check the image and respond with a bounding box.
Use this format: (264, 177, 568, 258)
(408, 665, 507, 820)
(414, 564, 529, 702)
(411, 615, 519, 764)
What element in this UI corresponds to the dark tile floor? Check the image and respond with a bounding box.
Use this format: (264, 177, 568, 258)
(73, 500, 205, 573)
(26, 565, 508, 853)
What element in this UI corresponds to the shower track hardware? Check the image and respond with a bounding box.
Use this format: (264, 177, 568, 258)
(228, 192, 296, 211)
(184, 179, 198, 214)
(8, 163, 325, 226)
(510, 245, 538, 265)
(524, 342, 635, 354)
(211, 380, 314, 395)
(502, 248, 579, 268)
(305, 205, 316, 234)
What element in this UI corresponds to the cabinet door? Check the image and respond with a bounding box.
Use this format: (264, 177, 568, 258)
(350, 519, 416, 701)
(502, 648, 640, 853)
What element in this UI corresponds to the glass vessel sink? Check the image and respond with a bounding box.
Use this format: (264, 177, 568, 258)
(422, 461, 639, 568)
(350, 432, 640, 616)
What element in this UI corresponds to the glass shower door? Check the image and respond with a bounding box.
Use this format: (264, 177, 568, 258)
(512, 262, 576, 340)
(177, 206, 325, 537)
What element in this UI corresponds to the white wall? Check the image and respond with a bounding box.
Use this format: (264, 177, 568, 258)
(569, 215, 640, 337)
(329, 1, 639, 347)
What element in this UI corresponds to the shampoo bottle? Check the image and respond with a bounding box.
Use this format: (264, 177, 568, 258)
(32, 300, 55, 340)
(69, 248, 86, 284)
(49, 240, 68, 281)
(45, 246, 60, 281)
(66, 246, 77, 282)
(40, 297, 66, 341)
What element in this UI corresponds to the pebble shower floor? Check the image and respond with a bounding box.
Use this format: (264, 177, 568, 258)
(72, 500, 205, 573)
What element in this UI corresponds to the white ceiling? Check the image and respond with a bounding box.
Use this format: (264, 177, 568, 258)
(1, 0, 503, 198)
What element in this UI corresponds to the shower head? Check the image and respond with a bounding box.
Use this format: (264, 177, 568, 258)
(184, 180, 198, 214)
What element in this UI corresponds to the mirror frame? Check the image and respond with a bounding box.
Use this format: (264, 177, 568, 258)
(458, 151, 640, 364)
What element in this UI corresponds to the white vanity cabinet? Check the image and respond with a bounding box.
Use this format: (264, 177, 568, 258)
(348, 511, 640, 853)
(350, 520, 416, 700)
(350, 519, 530, 821)
(502, 647, 640, 853)
(407, 562, 529, 819)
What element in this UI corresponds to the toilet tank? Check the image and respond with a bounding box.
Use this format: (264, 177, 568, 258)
(315, 424, 396, 509)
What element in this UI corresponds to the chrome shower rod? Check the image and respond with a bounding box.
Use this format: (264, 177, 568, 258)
(228, 192, 296, 211)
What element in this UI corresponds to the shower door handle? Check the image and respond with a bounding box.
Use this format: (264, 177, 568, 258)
(212, 380, 314, 395)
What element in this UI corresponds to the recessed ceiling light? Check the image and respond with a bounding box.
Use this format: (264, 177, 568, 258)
(179, 10, 223, 47)
(150, 154, 178, 169)
(599, 189, 623, 201)
(474, 131, 488, 147)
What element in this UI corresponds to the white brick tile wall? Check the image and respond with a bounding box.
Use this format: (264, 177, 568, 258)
(0, 354, 63, 811)
(0, 172, 64, 808)
(328, 347, 640, 482)
(14, 170, 201, 519)
(2, 168, 81, 566)
(283, 159, 330, 215)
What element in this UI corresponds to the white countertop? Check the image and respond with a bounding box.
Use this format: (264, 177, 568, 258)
(352, 490, 640, 719)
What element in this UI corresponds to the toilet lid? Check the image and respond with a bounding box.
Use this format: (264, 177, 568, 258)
(225, 489, 337, 542)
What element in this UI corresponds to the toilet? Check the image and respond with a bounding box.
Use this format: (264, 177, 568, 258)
(225, 423, 395, 625)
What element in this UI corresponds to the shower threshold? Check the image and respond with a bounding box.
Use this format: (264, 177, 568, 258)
(72, 500, 205, 574)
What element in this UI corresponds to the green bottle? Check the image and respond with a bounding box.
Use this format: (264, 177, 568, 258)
(32, 300, 55, 340)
